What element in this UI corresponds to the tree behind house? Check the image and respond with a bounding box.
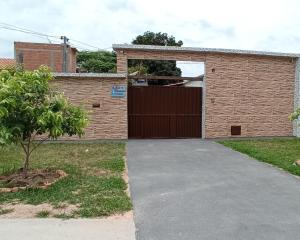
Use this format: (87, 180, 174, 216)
(77, 51, 116, 73)
(76, 31, 183, 80)
(128, 31, 183, 80)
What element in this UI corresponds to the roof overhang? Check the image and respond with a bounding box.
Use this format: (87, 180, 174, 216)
(113, 44, 300, 58)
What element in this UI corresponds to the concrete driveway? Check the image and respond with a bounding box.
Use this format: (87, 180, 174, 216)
(127, 139, 300, 240)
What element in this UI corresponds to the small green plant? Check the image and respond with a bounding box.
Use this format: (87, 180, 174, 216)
(52, 202, 68, 209)
(35, 210, 51, 218)
(0, 208, 14, 215)
(53, 213, 73, 219)
(0, 66, 89, 175)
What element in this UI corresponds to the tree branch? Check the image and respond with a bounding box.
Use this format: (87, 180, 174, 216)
(20, 141, 27, 155)
(29, 136, 49, 156)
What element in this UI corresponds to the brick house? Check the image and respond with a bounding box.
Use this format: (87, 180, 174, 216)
(52, 44, 300, 140)
(14, 42, 77, 72)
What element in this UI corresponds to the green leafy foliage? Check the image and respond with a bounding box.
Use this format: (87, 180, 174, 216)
(0, 66, 89, 172)
(77, 51, 116, 73)
(129, 31, 183, 81)
(132, 31, 183, 46)
(289, 108, 300, 122)
(76, 32, 183, 82)
(128, 65, 148, 75)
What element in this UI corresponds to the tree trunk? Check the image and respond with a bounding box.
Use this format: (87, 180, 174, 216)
(21, 137, 31, 177)
(23, 151, 30, 176)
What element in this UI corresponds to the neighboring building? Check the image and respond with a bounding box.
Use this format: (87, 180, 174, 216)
(0, 58, 15, 70)
(14, 42, 77, 72)
(183, 74, 204, 87)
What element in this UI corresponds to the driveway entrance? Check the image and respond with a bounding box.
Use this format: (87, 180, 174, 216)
(127, 140, 300, 240)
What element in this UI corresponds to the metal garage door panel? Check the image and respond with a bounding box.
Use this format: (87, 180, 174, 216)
(128, 86, 202, 138)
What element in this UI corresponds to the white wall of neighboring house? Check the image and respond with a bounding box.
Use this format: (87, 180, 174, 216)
(177, 61, 204, 77)
(184, 81, 203, 87)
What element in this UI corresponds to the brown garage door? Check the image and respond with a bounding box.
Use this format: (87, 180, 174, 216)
(128, 86, 202, 138)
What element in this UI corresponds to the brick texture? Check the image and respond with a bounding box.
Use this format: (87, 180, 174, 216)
(14, 42, 77, 72)
(116, 49, 296, 138)
(0, 58, 15, 69)
(53, 76, 127, 140)
(205, 53, 295, 137)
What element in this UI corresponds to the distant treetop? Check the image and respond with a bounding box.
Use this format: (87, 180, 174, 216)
(132, 31, 183, 47)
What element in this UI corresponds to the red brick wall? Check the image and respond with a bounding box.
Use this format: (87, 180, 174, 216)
(69, 48, 77, 73)
(116, 49, 296, 138)
(14, 42, 77, 72)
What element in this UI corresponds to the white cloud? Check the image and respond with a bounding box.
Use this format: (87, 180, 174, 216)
(1, 0, 300, 58)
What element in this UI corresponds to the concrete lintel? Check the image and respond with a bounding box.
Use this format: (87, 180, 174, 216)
(53, 72, 127, 78)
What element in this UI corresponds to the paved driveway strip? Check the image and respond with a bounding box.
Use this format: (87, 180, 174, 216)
(127, 139, 300, 240)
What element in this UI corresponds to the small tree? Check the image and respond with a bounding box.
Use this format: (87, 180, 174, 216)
(289, 109, 300, 122)
(0, 66, 88, 174)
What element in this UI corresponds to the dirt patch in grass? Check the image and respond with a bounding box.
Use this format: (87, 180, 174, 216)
(0, 169, 67, 192)
(122, 156, 131, 197)
(0, 143, 132, 218)
(0, 203, 78, 218)
(86, 168, 112, 177)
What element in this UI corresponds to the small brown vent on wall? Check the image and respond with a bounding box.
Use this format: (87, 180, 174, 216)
(92, 103, 100, 108)
(231, 126, 241, 136)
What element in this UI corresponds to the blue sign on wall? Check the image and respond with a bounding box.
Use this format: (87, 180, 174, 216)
(111, 85, 126, 97)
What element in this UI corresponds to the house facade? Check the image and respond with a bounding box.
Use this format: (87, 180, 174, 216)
(53, 44, 300, 139)
(14, 42, 77, 72)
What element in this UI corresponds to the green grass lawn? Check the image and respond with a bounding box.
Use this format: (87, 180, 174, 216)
(0, 142, 132, 218)
(219, 138, 300, 177)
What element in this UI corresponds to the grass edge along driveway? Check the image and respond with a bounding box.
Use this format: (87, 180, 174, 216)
(0, 142, 132, 218)
(219, 138, 300, 177)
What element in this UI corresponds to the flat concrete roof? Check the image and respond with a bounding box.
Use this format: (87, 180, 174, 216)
(53, 73, 126, 78)
(113, 44, 300, 58)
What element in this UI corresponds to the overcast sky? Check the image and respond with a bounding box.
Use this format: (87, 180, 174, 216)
(1, 0, 300, 75)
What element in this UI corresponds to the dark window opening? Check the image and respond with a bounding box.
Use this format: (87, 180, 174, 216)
(92, 103, 100, 108)
(17, 52, 23, 64)
(231, 126, 241, 136)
